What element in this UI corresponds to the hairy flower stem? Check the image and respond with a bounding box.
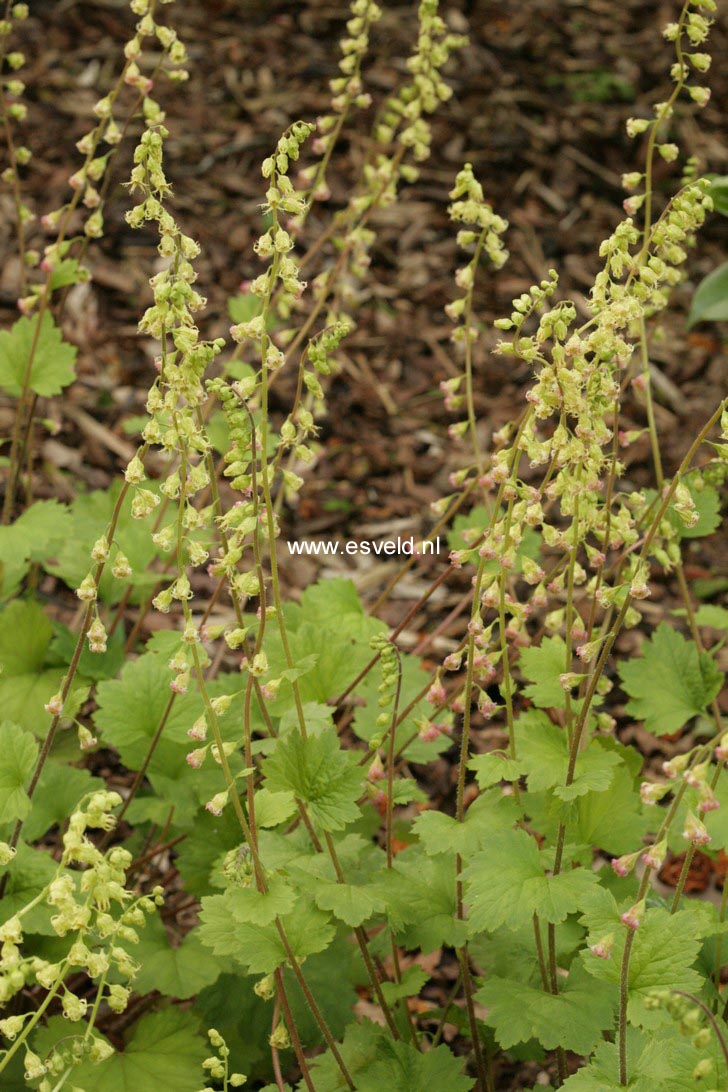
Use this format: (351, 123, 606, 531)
(322, 832, 401, 1039)
(274, 967, 316, 1092)
(716, 877, 728, 996)
(385, 645, 404, 869)
(670, 845, 696, 913)
(458, 947, 490, 1092)
(463, 228, 489, 479)
(533, 913, 550, 992)
(636, 1, 691, 265)
(617, 929, 636, 1086)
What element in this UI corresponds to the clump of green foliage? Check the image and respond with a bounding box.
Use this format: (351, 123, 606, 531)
(0, 0, 726, 1089)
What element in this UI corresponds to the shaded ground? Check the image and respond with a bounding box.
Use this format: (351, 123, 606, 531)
(2, 0, 726, 556)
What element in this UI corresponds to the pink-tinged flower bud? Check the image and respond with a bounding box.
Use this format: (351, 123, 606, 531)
(682, 811, 711, 846)
(418, 722, 441, 743)
(640, 781, 669, 805)
(186, 748, 206, 769)
(473, 654, 495, 682)
(188, 717, 207, 741)
(621, 899, 645, 930)
(426, 681, 446, 706)
(697, 783, 720, 814)
(170, 671, 190, 695)
(477, 692, 496, 718)
(623, 195, 645, 217)
(642, 838, 667, 871)
(611, 850, 640, 878)
(683, 760, 709, 788)
(205, 792, 228, 817)
(576, 640, 600, 664)
(367, 755, 385, 782)
(17, 295, 36, 315)
(662, 753, 691, 779)
(590, 933, 614, 960)
(629, 579, 650, 600)
(44, 693, 64, 717)
(78, 726, 97, 751)
(715, 733, 728, 762)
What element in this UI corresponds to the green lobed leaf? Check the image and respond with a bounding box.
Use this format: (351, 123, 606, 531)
(0, 600, 67, 735)
(0, 313, 77, 397)
(691, 604, 728, 630)
(618, 623, 723, 735)
(574, 764, 650, 855)
(468, 751, 525, 788)
(463, 828, 598, 933)
(476, 964, 617, 1054)
(50, 621, 127, 682)
(131, 913, 223, 1000)
(22, 759, 102, 841)
(228, 875, 298, 925)
(519, 636, 570, 709)
(515, 711, 622, 801)
(309, 1021, 473, 1092)
(0, 720, 38, 824)
(263, 579, 386, 709)
(47, 483, 164, 604)
(580, 889, 704, 1021)
(93, 649, 203, 772)
(374, 847, 468, 951)
(0, 842, 60, 934)
(198, 897, 335, 974)
(413, 789, 520, 858)
(314, 880, 383, 927)
(252, 786, 298, 827)
(70, 1008, 208, 1092)
(0, 500, 72, 600)
(263, 729, 363, 831)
